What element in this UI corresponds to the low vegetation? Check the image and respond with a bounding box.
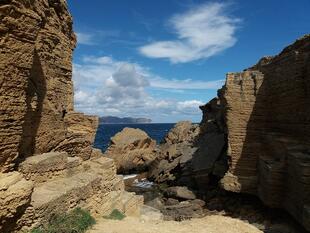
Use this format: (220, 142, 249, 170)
(30, 208, 96, 233)
(103, 209, 126, 220)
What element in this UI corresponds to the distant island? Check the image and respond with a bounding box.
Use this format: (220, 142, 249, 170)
(99, 116, 152, 124)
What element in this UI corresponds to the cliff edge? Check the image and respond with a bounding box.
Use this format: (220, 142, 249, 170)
(0, 1, 142, 232)
(220, 34, 310, 230)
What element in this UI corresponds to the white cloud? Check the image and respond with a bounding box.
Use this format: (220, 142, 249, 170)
(76, 30, 120, 46)
(139, 2, 240, 63)
(73, 55, 220, 121)
(76, 32, 95, 45)
(150, 76, 223, 90)
(176, 100, 204, 115)
(96, 63, 149, 106)
(83, 56, 114, 65)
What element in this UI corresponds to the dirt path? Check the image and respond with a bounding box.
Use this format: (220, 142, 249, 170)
(88, 215, 263, 233)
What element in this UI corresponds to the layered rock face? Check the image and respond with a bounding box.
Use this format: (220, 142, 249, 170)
(56, 112, 99, 160)
(0, 0, 99, 172)
(14, 153, 142, 231)
(105, 127, 157, 173)
(148, 35, 309, 229)
(0, 1, 142, 232)
(0, 172, 33, 232)
(149, 117, 227, 191)
(220, 35, 310, 230)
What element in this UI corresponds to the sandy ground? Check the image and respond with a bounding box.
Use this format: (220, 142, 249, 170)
(88, 215, 263, 233)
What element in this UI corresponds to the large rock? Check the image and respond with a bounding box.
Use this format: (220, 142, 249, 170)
(15, 153, 143, 232)
(149, 116, 226, 191)
(192, 98, 227, 188)
(148, 121, 199, 184)
(0, 0, 97, 172)
(105, 128, 157, 173)
(18, 151, 82, 184)
(220, 34, 310, 230)
(164, 186, 196, 200)
(164, 121, 199, 144)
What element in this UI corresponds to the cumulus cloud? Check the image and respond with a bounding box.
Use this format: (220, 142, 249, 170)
(139, 2, 240, 63)
(96, 63, 149, 106)
(73, 55, 219, 121)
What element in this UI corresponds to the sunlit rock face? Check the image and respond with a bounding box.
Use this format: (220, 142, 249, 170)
(220, 35, 310, 230)
(0, 0, 98, 172)
(105, 127, 157, 173)
(0, 1, 143, 232)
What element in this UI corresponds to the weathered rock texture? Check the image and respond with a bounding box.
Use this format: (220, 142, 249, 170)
(148, 35, 310, 230)
(220, 35, 310, 230)
(0, 1, 143, 232)
(105, 128, 157, 173)
(0, 0, 98, 172)
(15, 154, 143, 231)
(55, 112, 99, 160)
(148, 121, 200, 184)
(149, 117, 226, 191)
(0, 172, 33, 232)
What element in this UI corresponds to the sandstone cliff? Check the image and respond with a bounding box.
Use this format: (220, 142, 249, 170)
(220, 35, 310, 230)
(0, 0, 98, 172)
(148, 35, 310, 230)
(0, 1, 142, 232)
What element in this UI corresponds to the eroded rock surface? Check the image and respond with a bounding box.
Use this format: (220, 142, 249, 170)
(220, 35, 310, 230)
(0, 172, 34, 232)
(55, 112, 99, 160)
(149, 116, 226, 191)
(149, 121, 197, 183)
(0, 0, 98, 172)
(0, 1, 143, 232)
(105, 128, 157, 173)
(147, 35, 310, 230)
(13, 154, 142, 231)
(18, 151, 82, 184)
(0, 0, 73, 172)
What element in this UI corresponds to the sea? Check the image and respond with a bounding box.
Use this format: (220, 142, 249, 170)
(94, 123, 175, 152)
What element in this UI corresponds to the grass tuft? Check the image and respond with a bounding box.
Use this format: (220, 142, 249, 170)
(103, 209, 126, 220)
(30, 207, 95, 233)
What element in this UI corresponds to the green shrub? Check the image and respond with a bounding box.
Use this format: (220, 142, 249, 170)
(30, 207, 96, 233)
(103, 209, 126, 220)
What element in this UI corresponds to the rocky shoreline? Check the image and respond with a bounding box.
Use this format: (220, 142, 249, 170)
(0, 0, 309, 232)
(102, 35, 310, 232)
(107, 122, 308, 233)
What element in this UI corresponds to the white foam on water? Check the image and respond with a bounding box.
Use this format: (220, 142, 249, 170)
(133, 179, 154, 188)
(123, 174, 138, 180)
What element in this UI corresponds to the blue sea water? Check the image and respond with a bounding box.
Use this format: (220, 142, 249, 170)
(94, 123, 175, 152)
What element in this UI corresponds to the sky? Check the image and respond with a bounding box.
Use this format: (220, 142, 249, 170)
(67, 0, 310, 123)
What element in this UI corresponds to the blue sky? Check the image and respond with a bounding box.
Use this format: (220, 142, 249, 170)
(67, 0, 310, 123)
